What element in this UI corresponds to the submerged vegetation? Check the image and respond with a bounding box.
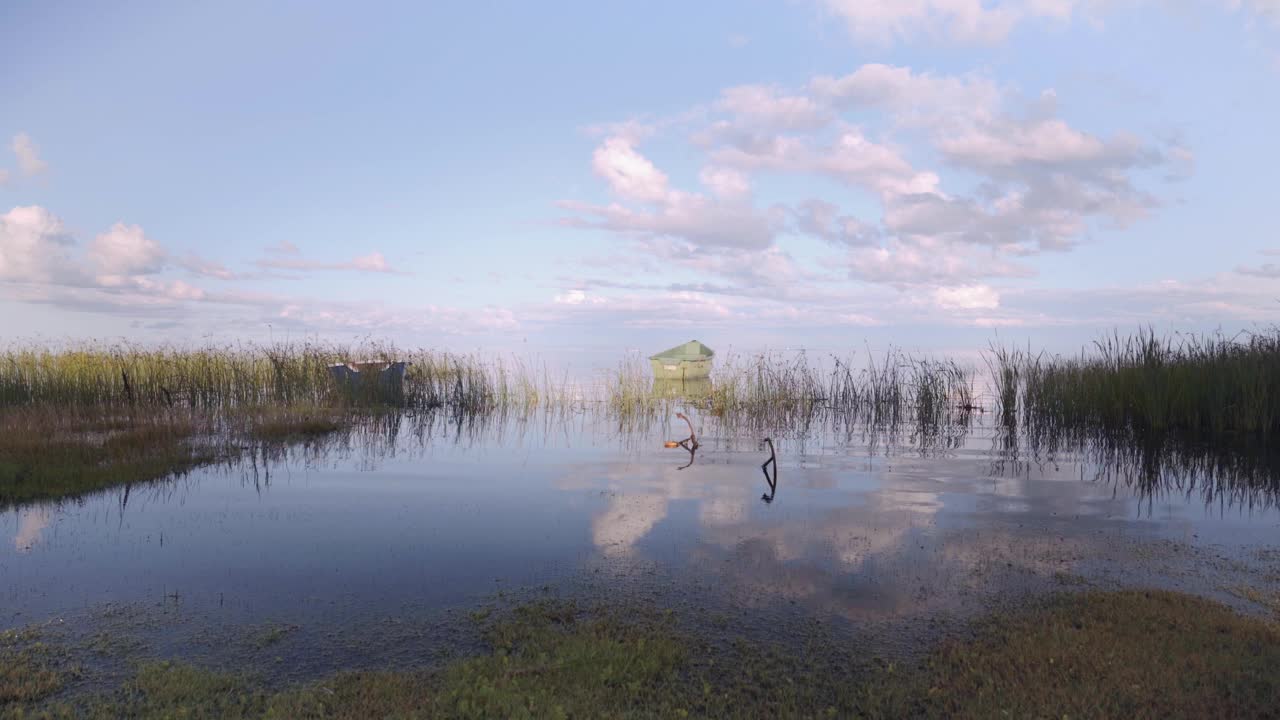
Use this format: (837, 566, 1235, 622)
(0, 408, 218, 507)
(0, 405, 373, 508)
(3, 590, 1277, 718)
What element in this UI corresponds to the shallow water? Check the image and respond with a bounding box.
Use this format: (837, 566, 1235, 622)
(3, 412, 1278, 669)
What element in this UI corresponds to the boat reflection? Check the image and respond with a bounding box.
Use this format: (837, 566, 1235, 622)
(651, 377, 713, 403)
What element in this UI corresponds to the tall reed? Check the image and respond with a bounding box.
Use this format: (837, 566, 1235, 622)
(0, 341, 980, 428)
(987, 328, 1280, 441)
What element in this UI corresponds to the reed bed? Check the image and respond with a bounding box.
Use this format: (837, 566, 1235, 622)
(0, 342, 562, 413)
(987, 328, 1280, 441)
(0, 342, 980, 429)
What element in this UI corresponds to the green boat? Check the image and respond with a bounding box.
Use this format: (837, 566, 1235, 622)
(649, 340, 715, 381)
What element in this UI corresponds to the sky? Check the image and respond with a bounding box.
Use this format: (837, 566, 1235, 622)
(1, 1, 1278, 361)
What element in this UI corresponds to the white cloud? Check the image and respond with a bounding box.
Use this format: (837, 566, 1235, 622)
(718, 84, 830, 130)
(793, 199, 880, 246)
(819, 0, 1280, 47)
(709, 127, 940, 199)
(810, 63, 1002, 118)
(564, 135, 785, 250)
(554, 289, 587, 305)
(689, 63, 1168, 283)
(0, 205, 513, 340)
(819, 0, 1067, 45)
(89, 222, 166, 276)
(561, 195, 783, 250)
(11, 133, 47, 176)
(591, 136, 671, 204)
(934, 284, 1001, 310)
(178, 255, 238, 280)
(0, 206, 77, 282)
(847, 238, 1033, 285)
(698, 166, 751, 199)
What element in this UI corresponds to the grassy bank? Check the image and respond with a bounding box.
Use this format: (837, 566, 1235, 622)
(3, 590, 1277, 718)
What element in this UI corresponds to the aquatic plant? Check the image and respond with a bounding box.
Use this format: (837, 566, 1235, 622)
(988, 327, 1280, 442)
(0, 341, 985, 436)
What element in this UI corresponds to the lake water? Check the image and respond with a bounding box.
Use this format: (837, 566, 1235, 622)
(3, 410, 1278, 675)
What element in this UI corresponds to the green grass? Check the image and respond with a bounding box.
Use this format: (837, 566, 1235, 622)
(0, 629, 72, 706)
(912, 590, 1280, 718)
(6, 590, 1278, 719)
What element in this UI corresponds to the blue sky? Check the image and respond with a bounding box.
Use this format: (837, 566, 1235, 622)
(1, 1, 1278, 360)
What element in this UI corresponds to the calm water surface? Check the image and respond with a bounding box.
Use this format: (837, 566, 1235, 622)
(4, 413, 1278, 647)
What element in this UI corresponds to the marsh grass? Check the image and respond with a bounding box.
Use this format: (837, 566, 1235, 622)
(0, 408, 220, 507)
(700, 349, 975, 431)
(7, 590, 1279, 719)
(914, 590, 1280, 718)
(242, 407, 347, 444)
(0, 628, 71, 706)
(0, 405, 401, 508)
(0, 342, 979, 430)
(0, 343, 555, 414)
(988, 328, 1280, 441)
(1228, 586, 1280, 618)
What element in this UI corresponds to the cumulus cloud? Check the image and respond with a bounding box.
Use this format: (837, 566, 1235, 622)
(11, 133, 47, 176)
(718, 84, 830, 130)
(818, 0, 1075, 45)
(0, 206, 504, 339)
(710, 128, 941, 199)
(591, 136, 672, 204)
(847, 238, 1033, 285)
(563, 135, 785, 250)
(572, 61, 1173, 302)
(810, 63, 1002, 118)
(934, 284, 1001, 310)
(698, 166, 751, 199)
(89, 223, 166, 276)
(818, 0, 1280, 47)
(0, 206, 77, 283)
(177, 255, 239, 280)
(793, 199, 880, 246)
